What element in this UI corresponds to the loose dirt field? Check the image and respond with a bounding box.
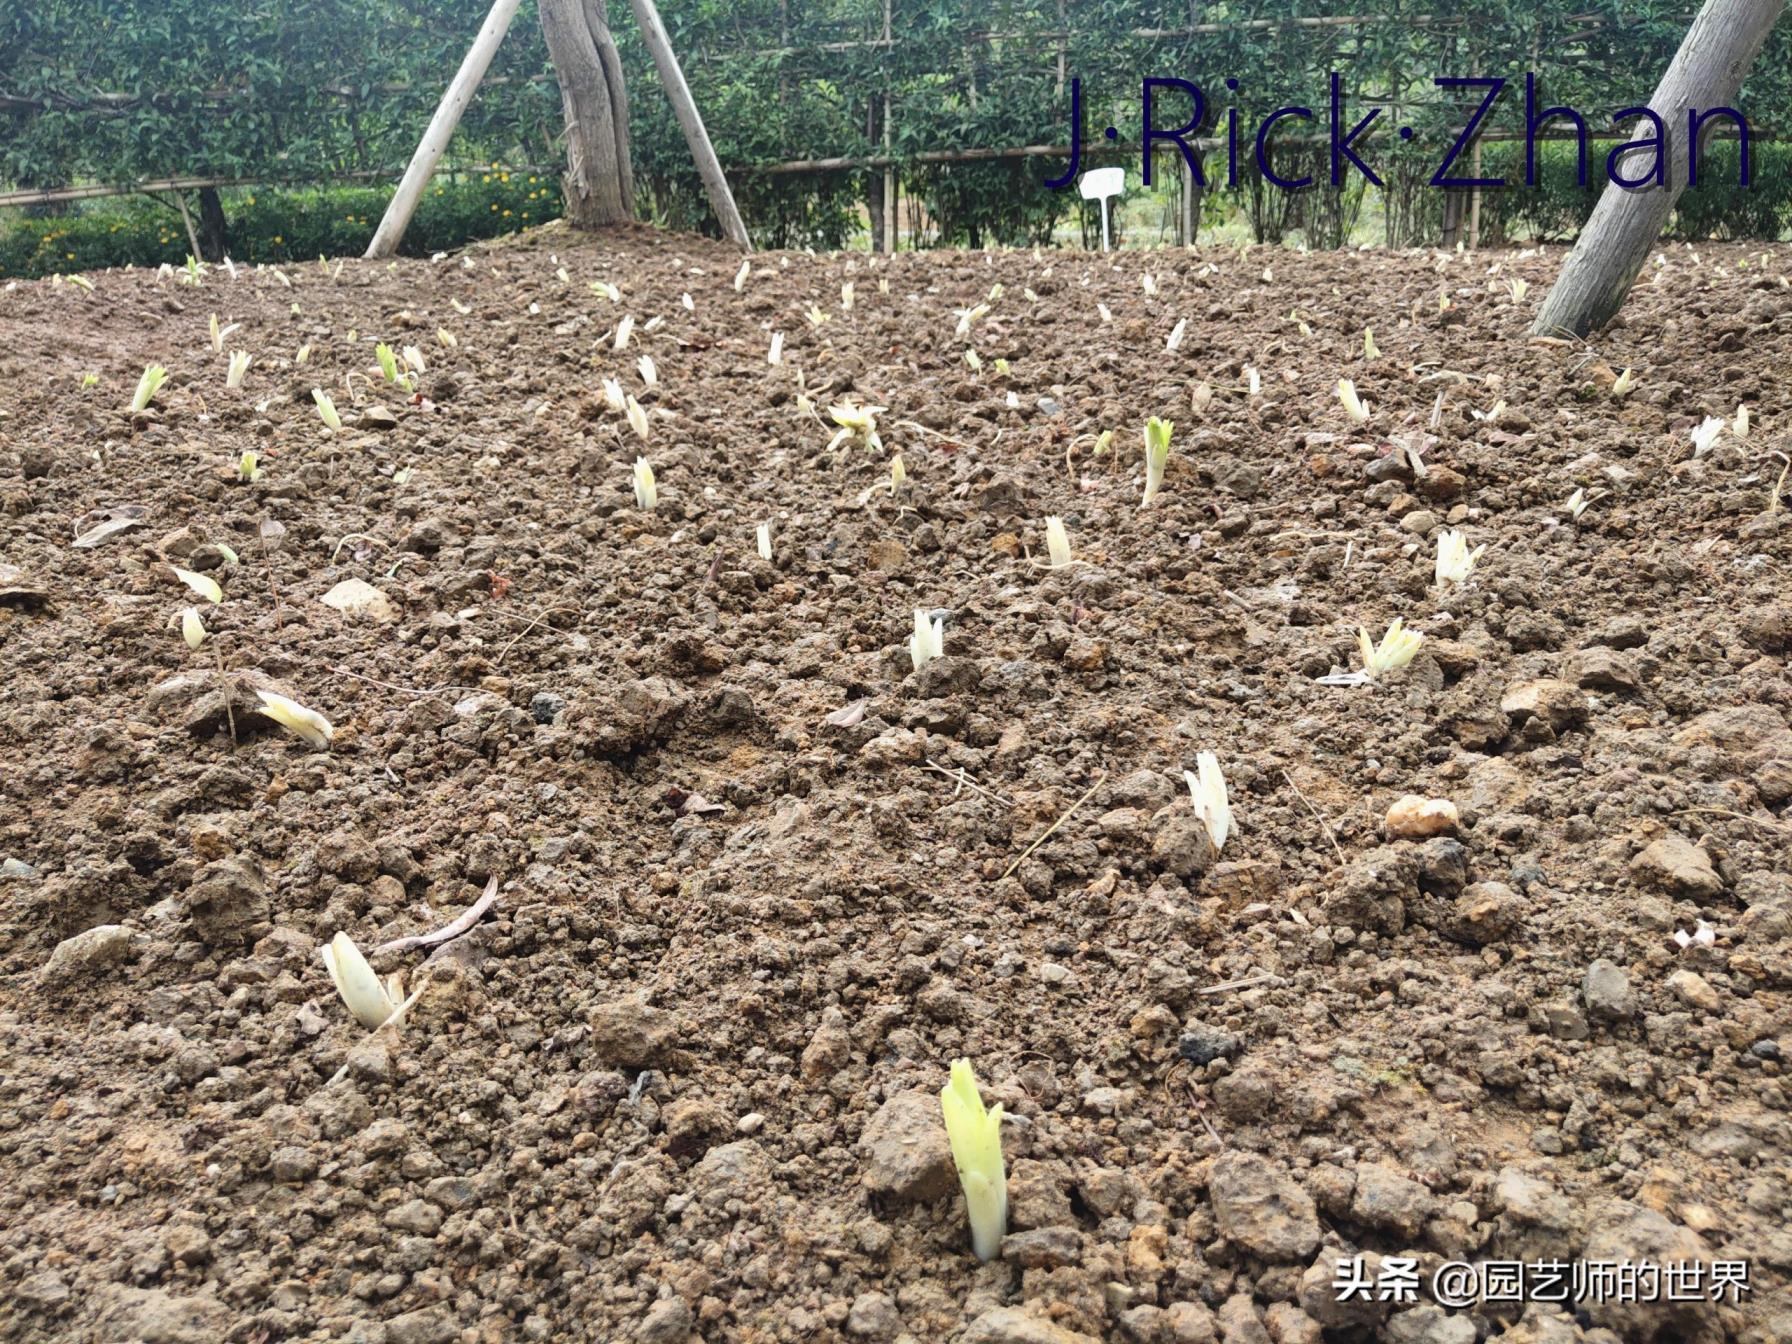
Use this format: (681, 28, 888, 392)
(0, 226, 1788, 1344)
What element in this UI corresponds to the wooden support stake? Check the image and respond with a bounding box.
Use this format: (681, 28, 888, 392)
(365, 0, 524, 259)
(626, 0, 752, 251)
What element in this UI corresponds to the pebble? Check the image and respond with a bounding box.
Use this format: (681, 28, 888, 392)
(1384, 795, 1459, 839)
(530, 691, 567, 724)
(42, 924, 133, 981)
(1582, 959, 1636, 1022)
(1, 857, 37, 878)
(1208, 1151, 1321, 1262)
(859, 1091, 955, 1202)
(1665, 968, 1722, 1013)
(1631, 832, 1723, 899)
(1177, 1020, 1243, 1066)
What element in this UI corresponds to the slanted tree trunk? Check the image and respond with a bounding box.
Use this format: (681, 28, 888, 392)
(540, 0, 635, 229)
(1532, 0, 1784, 337)
(197, 186, 228, 261)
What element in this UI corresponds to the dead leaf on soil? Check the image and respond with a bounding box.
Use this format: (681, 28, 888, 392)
(71, 505, 147, 549)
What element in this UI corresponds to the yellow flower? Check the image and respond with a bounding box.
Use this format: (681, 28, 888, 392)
(500, 173, 509, 182)
(274, 235, 283, 244)
(502, 210, 512, 217)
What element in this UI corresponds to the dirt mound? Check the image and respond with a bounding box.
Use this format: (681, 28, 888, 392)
(0, 231, 1788, 1342)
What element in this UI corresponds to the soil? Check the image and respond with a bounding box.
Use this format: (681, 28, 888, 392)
(0, 223, 1789, 1344)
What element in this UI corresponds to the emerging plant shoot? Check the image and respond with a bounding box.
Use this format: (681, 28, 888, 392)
(1183, 752, 1231, 852)
(909, 609, 943, 672)
(1141, 417, 1173, 506)
(940, 1060, 1007, 1261)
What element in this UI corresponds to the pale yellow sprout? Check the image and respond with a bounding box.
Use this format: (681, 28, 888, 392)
(733, 259, 751, 292)
(254, 689, 334, 748)
(1508, 277, 1529, 302)
(613, 315, 634, 351)
(987, 282, 1004, 300)
(828, 401, 886, 454)
(1338, 378, 1370, 424)
(940, 1060, 1007, 1262)
(890, 454, 907, 494)
(319, 932, 403, 1029)
(1166, 318, 1187, 352)
(1733, 404, 1750, 439)
(879, 277, 891, 295)
(993, 358, 1010, 376)
(591, 280, 620, 303)
(602, 378, 627, 414)
(225, 350, 251, 390)
(1141, 417, 1173, 506)
(450, 298, 472, 315)
(375, 343, 400, 382)
(1434, 529, 1485, 587)
(402, 346, 426, 375)
(172, 566, 222, 604)
(1182, 752, 1231, 851)
(237, 449, 262, 483)
(1044, 516, 1072, 569)
(208, 313, 240, 353)
(1246, 367, 1261, 396)
(626, 395, 650, 441)
(437, 328, 457, 349)
(1357, 618, 1424, 680)
(130, 364, 168, 414)
(768, 332, 784, 366)
(1097, 302, 1112, 323)
(756, 522, 773, 561)
(633, 456, 657, 509)
(805, 304, 828, 327)
(181, 608, 207, 650)
(909, 609, 944, 672)
(1142, 273, 1157, 296)
(1093, 429, 1113, 456)
(313, 388, 342, 430)
(965, 349, 982, 373)
(296, 343, 312, 364)
(841, 282, 855, 312)
(1611, 368, 1637, 399)
(1363, 328, 1380, 360)
(954, 303, 990, 338)
(637, 355, 658, 388)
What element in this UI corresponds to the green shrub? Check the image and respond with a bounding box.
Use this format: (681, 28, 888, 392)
(0, 171, 564, 278)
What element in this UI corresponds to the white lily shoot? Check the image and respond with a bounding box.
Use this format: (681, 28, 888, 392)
(320, 932, 404, 1029)
(181, 607, 207, 650)
(1183, 751, 1231, 852)
(254, 689, 335, 748)
(130, 364, 168, 414)
(626, 395, 651, 442)
(633, 457, 657, 510)
(313, 388, 342, 430)
(1690, 416, 1725, 456)
(172, 566, 223, 604)
(756, 522, 773, 561)
(1508, 277, 1529, 302)
(226, 350, 251, 390)
(909, 609, 944, 672)
(827, 401, 886, 454)
(768, 332, 784, 365)
(1141, 417, 1173, 507)
(955, 303, 990, 339)
(1363, 328, 1380, 360)
(237, 449, 262, 483)
(613, 314, 634, 351)
(1434, 529, 1485, 587)
(1338, 378, 1370, 424)
(638, 355, 658, 388)
(1044, 516, 1072, 569)
(733, 259, 750, 292)
(1733, 403, 1750, 439)
(1358, 618, 1424, 680)
(940, 1059, 1007, 1262)
(603, 377, 627, 413)
(890, 454, 907, 494)
(1611, 368, 1638, 399)
(1166, 318, 1187, 352)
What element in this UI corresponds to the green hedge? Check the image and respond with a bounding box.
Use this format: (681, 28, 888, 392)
(0, 170, 563, 278)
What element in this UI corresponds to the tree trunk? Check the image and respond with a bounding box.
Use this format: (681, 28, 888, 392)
(197, 186, 228, 261)
(1179, 150, 1204, 246)
(1532, 0, 1784, 337)
(1439, 188, 1467, 250)
(540, 0, 635, 229)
